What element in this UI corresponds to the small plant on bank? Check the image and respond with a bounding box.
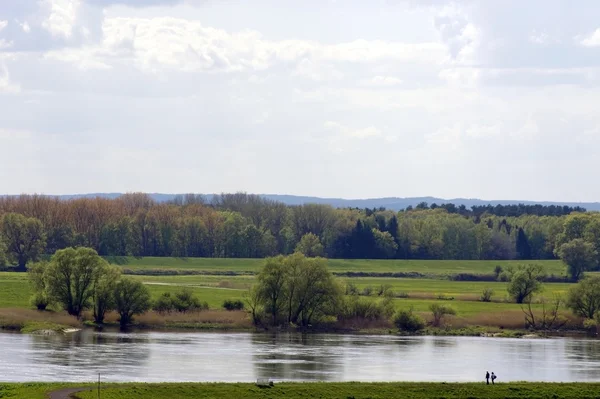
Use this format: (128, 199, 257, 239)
(394, 308, 425, 332)
(223, 299, 245, 311)
(377, 284, 393, 297)
(153, 292, 175, 314)
(173, 288, 204, 312)
(480, 288, 494, 302)
(429, 304, 456, 327)
(494, 265, 503, 280)
(362, 286, 373, 296)
(345, 282, 359, 296)
(30, 292, 49, 311)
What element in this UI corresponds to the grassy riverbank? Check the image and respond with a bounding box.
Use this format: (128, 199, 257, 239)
(74, 382, 600, 399)
(0, 383, 84, 399)
(1, 382, 598, 399)
(0, 263, 584, 334)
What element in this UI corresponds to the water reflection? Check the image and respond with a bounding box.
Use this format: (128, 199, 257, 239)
(252, 333, 341, 381)
(2, 332, 600, 383)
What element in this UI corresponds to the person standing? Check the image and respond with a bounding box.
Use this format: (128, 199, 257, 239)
(485, 371, 490, 385)
(491, 372, 497, 384)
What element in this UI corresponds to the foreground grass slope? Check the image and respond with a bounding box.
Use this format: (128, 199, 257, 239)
(3, 382, 600, 399)
(73, 382, 600, 399)
(0, 383, 82, 399)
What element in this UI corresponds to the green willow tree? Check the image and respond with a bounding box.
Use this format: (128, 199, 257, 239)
(1, 213, 46, 271)
(114, 278, 151, 329)
(44, 247, 109, 317)
(254, 253, 341, 327)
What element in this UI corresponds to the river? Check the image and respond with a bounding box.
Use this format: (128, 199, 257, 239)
(2, 331, 600, 383)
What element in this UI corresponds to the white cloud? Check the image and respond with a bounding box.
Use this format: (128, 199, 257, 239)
(0, 20, 8, 31)
(43, 16, 446, 74)
(0, 128, 31, 140)
(41, 0, 81, 38)
(0, 66, 21, 93)
(292, 58, 343, 81)
(361, 76, 403, 87)
(324, 121, 382, 141)
(3, 0, 600, 200)
(578, 28, 600, 47)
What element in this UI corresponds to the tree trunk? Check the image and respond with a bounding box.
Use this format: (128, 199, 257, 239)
(15, 257, 27, 272)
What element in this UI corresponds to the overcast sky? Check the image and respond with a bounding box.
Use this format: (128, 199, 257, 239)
(1, 0, 600, 201)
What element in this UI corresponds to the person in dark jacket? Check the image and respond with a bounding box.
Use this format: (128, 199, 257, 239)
(485, 371, 490, 385)
(491, 372, 497, 384)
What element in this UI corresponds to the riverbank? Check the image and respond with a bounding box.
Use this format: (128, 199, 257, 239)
(3, 382, 600, 399)
(0, 307, 587, 338)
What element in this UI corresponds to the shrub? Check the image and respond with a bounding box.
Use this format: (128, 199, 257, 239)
(394, 308, 425, 332)
(494, 265, 503, 280)
(173, 288, 203, 313)
(377, 284, 393, 297)
(396, 291, 409, 298)
(566, 276, 600, 319)
(480, 288, 494, 302)
(339, 295, 395, 321)
(505, 264, 546, 303)
(30, 293, 49, 311)
(223, 299, 245, 311)
(362, 286, 373, 296)
(345, 282, 359, 296)
(429, 304, 456, 327)
(153, 292, 175, 314)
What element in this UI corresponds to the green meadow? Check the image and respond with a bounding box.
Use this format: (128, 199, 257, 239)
(106, 256, 566, 276)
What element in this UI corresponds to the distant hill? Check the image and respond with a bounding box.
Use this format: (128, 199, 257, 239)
(23, 193, 600, 212)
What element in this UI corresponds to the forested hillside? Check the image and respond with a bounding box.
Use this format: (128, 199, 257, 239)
(0, 193, 598, 266)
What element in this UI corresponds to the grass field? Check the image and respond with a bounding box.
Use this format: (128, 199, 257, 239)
(0, 383, 81, 399)
(72, 382, 600, 399)
(0, 272, 574, 310)
(2, 382, 600, 399)
(105, 257, 566, 276)
(0, 257, 582, 333)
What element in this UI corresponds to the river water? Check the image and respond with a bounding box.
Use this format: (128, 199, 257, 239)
(2, 331, 600, 383)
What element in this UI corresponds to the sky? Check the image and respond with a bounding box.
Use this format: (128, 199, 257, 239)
(1, 0, 600, 201)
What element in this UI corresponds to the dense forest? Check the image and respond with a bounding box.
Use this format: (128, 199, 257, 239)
(0, 193, 598, 266)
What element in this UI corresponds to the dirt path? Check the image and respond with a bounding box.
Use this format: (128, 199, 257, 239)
(47, 387, 90, 399)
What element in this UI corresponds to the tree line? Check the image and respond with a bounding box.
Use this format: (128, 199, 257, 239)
(0, 193, 598, 269)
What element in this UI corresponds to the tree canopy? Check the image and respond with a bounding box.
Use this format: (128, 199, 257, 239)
(0, 194, 598, 263)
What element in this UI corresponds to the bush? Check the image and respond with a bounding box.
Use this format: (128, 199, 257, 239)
(362, 286, 373, 296)
(30, 293, 49, 311)
(394, 308, 425, 332)
(173, 288, 203, 313)
(153, 292, 175, 314)
(339, 295, 395, 321)
(480, 288, 494, 302)
(345, 282, 359, 296)
(494, 265, 503, 280)
(223, 299, 245, 311)
(429, 304, 456, 327)
(377, 284, 393, 297)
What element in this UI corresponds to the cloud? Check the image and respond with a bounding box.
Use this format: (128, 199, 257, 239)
(40, 16, 446, 74)
(360, 75, 403, 87)
(578, 28, 600, 47)
(324, 121, 382, 138)
(0, 66, 20, 93)
(41, 0, 82, 38)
